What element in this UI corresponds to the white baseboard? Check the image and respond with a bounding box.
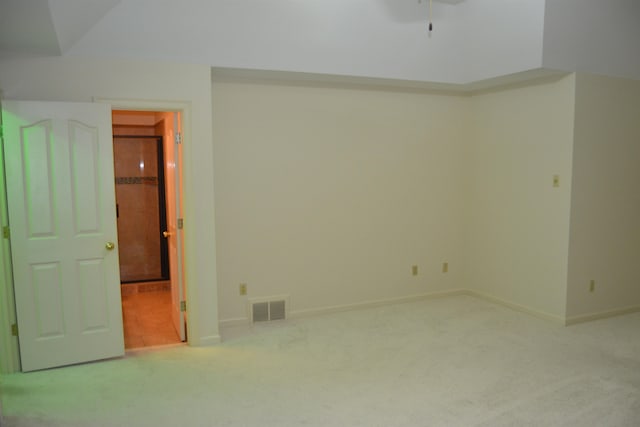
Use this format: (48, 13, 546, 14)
(218, 289, 639, 332)
(464, 290, 565, 324)
(565, 305, 640, 326)
(194, 334, 222, 346)
(219, 317, 251, 328)
(287, 290, 468, 319)
(219, 290, 467, 328)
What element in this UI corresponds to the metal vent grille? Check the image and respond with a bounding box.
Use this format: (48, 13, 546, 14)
(252, 302, 269, 322)
(269, 300, 286, 321)
(250, 298, 287, 322)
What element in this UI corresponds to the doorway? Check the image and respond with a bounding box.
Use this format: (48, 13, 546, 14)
(0, 100, 190, 372)
(112, 110, 186, 349)
(113, 135, 169, 284)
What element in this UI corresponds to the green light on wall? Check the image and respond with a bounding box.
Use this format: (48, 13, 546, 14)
(0, 110, 22, 198)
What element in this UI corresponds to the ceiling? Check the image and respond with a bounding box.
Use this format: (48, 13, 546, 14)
(0, 0, 638, 87)
(0, 0, 120, 57)
(0, 1, 465, 57)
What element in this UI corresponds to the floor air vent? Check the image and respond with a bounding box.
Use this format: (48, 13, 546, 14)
(251, 298, 287, 322)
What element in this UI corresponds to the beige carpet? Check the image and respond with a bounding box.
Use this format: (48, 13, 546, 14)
(1, 295, 639, 426)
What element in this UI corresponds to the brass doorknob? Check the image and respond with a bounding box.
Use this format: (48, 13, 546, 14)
(105, 242, 115, 250)
(163, 231, 171, 238)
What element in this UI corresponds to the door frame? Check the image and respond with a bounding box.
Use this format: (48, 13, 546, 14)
(0, 95, 21, 373)
(97, 97, 193, 345)
(0, 98, 193, 373)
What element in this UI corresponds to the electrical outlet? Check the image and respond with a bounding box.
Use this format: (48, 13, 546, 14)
(442, 262, 448, 273)
(412, 265, 418, 276)
(239, 283, 247, 296)
(589, 280, 595, 293)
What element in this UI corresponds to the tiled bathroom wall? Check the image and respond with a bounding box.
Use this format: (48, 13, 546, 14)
(113, 135, 163, 282)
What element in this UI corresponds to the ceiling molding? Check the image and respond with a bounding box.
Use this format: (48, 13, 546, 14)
(211, 67, 570, 96)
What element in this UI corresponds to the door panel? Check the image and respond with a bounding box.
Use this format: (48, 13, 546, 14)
(22, 120, 55, 236)
(32, 262, 64, 337)
(3, 100, 124, 372)
(163, 112, 186, 341)
(77, 258, 110, 332)
(70, 121, 101, 234)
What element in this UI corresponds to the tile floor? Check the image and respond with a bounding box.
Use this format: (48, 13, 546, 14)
(120, 285, 182, 349)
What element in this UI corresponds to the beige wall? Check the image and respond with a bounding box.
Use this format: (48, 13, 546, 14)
(211, 74, 582, 324)
(212, 82, 469, 322)
(0, 56, 220, 345)
(566, 73, 640, 320)
(461, 76, 576, 320)
(1, 55, 637, 357)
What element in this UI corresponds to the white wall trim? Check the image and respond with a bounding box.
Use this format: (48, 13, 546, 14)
(219, 290, 468, 328)
(198, 334, 222, 346)
(212, 67, 569, 96)
(289, 290, 469, 320)
(93, 97, 201, 346)
(219, 317, 250, 328)
(465, 290, 566, 325)
(219, 289, 640, 334)
(565, 305, 640, 326)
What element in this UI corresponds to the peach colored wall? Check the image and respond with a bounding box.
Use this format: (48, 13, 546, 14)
(113, 136, 163, 282)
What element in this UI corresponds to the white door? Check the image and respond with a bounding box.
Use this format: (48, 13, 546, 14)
(164, 112, 186, 341)
(3, 100, 124, 372)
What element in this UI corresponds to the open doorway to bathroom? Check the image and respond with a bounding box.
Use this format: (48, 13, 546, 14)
(113, 134, 169, 284)
(112, 110, 186, 350)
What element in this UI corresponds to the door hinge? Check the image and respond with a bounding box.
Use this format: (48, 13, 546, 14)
(3, 226, 9, 239)
(180, 301, 187, 312)
(177, 218, 184, 229)
(11, 323, 18, 337)
(175, 132, 182, 144)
